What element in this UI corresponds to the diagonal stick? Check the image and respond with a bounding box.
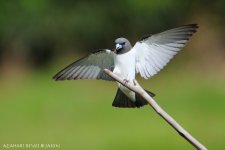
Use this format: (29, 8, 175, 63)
(104, 69, 207, 150)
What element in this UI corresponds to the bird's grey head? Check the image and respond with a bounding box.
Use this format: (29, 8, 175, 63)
(114, 37, 132, 54)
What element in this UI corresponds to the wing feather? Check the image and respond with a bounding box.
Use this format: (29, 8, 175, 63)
(53, 49, 115, 81)
(134, 24, 198, 79)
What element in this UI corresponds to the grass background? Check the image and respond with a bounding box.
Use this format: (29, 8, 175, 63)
(0, 63, 224, 150)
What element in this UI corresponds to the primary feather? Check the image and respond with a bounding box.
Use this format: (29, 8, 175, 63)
(133, 24, 198, 79)
(53, 49, 115, 81)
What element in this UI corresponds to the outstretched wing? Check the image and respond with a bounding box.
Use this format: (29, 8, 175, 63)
(133, 24, 198, 79)
(53, 49, 115, 81)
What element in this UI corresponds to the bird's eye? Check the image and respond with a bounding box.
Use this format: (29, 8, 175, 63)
(121, 42, 125, 45)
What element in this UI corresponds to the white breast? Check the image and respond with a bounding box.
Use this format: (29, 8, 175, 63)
(113, 50, 136, 101)
(113, 50, 136, 81)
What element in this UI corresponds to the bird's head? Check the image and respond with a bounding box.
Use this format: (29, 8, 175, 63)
(114, 37, 132, 54)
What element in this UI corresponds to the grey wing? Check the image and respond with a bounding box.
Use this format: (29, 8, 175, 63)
(53, 49, 115, 81)
(133, 24, 198, 79)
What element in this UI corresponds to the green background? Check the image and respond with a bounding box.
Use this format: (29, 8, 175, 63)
(0, 0, 225, 149)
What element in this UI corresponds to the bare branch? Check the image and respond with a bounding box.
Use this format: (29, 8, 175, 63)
(104, 69, 207, 150)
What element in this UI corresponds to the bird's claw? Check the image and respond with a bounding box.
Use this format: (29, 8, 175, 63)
(133, 80, 136, 86)
(123, 79, 129, 85)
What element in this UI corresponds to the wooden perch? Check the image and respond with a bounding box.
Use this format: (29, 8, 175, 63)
(104, 69, 207, 150)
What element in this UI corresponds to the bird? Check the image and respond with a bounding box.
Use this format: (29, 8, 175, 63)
(53, 24, 198, 108)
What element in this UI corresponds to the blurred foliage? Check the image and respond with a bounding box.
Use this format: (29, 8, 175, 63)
(0, 0, 224, 68)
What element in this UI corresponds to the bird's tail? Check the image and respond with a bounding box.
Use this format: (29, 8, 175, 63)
(112, 88, 155, 108)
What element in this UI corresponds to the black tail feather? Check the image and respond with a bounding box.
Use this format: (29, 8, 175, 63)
(112, 88, 136, 108)
(112, 88, 155, 108)
(145, 90, 155, 97)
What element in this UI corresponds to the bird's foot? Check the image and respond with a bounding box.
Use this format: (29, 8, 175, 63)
(123, 79, 129, 85)
(110, 66, 114, 71)
(133, 80, 136, 86)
